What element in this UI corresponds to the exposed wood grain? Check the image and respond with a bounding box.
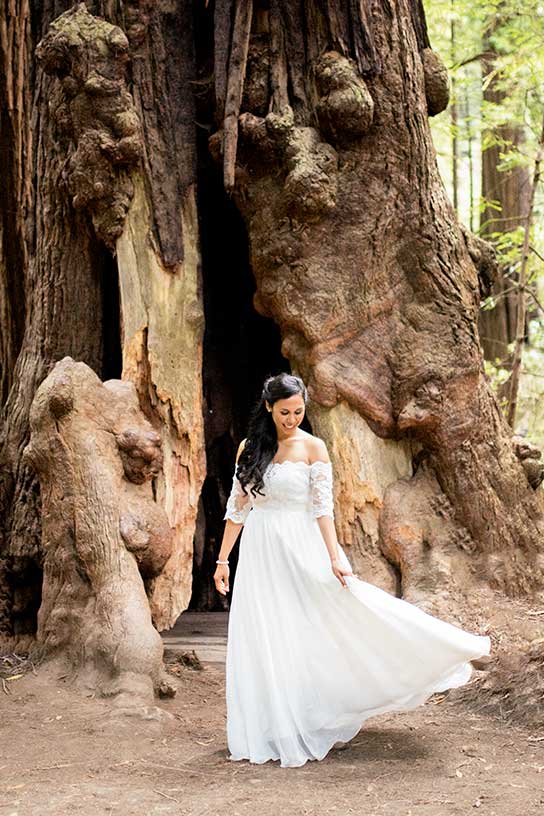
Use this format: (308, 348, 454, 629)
(223, 0, 253, 191)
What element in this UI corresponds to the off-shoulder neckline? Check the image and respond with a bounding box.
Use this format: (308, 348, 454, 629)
(267, 459, 332, 468)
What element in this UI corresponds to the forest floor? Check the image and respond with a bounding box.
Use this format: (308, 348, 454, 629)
(2, 608, 544, 816)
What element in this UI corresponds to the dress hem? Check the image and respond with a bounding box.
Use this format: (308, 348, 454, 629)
(226, 636, 491, 769)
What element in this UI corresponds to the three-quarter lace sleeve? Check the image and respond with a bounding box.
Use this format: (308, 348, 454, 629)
(309, 461, 334, 519)
(224, 466, 252, 524)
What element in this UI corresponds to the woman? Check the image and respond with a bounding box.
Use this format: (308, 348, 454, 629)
(214, 373, 492, 768)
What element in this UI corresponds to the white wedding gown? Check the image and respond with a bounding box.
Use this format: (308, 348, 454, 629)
(223, 459, 491, 768)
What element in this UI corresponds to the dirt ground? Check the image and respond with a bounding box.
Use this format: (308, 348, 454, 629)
(2, 651, 544, 816)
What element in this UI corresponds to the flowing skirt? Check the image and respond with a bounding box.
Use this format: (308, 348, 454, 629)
(226, 506, 491, 768)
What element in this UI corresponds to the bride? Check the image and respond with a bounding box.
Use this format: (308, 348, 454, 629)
(213, 372, 492, 768)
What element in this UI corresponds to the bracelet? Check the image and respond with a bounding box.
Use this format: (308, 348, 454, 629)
(216, 559, 229, 565)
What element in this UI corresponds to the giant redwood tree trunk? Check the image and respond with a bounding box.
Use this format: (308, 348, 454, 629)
(1, 0, 543, 680)
(0, 1, 107, 639)
(0, 2, 204, 645)
(206, 0, 544, 606)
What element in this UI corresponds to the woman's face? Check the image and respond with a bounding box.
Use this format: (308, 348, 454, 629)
(266, 393, 306, 437)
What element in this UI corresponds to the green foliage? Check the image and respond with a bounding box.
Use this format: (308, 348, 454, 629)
(425, 0, 544, 228)
(484, 321, 544, 447)
(424, 0, 544, 445)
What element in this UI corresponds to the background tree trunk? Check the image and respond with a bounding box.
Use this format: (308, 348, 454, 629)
(450, 14, 459, 216)
(479, 24, 532, 365)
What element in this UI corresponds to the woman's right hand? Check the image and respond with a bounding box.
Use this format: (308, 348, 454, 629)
(214, 564, 230, 596)
(331, 558, 353, 589)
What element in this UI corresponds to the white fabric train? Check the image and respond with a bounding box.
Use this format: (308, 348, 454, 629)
(224, 459, 491, 768)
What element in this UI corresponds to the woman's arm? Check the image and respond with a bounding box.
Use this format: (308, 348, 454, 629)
(316, 515, 340, 564)
(216, 519, 244, 565)
(316, 512, 353, 589)
(214, 439, 247, 596)
(309, 438, 353, 589)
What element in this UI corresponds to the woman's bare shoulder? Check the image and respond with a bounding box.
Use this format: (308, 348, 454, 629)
(303, 433, 330, 464)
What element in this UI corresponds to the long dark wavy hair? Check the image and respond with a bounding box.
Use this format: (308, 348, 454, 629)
(236, 373, 308, 497)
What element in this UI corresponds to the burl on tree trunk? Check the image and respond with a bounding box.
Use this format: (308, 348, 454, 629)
(209, 0, 544, 606)
(24, 357, 175, 706)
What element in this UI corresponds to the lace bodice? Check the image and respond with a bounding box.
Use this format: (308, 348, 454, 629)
(224, 460, 334, 524)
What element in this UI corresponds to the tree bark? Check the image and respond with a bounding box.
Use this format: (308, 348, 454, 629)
(0, 1, 110, 638)
(111, 0, 206, 629)
(450, 16, 458, 215)
(25, 357, 175, 704)
(208, 0, 544, 603)
(0, 0, 31, 406)
(0, 1, 205, 641)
